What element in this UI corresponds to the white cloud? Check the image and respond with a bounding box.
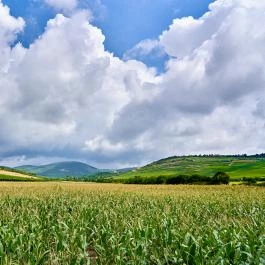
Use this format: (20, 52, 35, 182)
(45, 0, 78, 12)
(0, 8, 158, 166)
(1, 0, 265, 167)
(0, 1, 24, 45)
(123, 39, 165, 62)
(0, 0, 24, 75)
(105, 0, 265, 164)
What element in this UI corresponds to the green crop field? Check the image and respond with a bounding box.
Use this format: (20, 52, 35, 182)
(114, 156, 265, 180)
(0, 182, 264, 264)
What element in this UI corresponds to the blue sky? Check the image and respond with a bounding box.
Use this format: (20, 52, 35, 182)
(3, 0, 213, 70)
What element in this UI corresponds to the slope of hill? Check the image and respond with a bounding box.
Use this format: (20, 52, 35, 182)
(0, 167, 42, 181)
(16, 161, 99, 178)
(114, 155, 265, 180)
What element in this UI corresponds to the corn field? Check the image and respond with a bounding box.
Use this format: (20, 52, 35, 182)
(0, 182, 264, 264)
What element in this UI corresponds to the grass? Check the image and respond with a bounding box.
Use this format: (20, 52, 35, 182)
(114, 156, 265, 180)
(0, 174, 40, 181)
(0, 182, 264, 264)
(0, 169, 43, 181)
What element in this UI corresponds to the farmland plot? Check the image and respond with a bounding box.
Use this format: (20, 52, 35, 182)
(0, 182, 264, 264)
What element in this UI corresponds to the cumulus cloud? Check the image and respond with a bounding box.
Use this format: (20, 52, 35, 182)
(0, 0, 24, 75)
(1, 0, 265, 167)
(0, 1, 24, 44)
(0, 6, 157, 166)
(106, 0, 265, 163)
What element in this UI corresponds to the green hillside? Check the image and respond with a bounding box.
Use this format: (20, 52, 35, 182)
(0, 167, 43, 181)
(114, 155, 265, 180)
(16, 161, 99, 178)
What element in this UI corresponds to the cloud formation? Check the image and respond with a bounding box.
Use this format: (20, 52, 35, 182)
(0, 0, 265, 167)
(44, 0, 78, 12)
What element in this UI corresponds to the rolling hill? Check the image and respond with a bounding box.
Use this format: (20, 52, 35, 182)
(0, 167, 42, 181)
(113, 155, 265, 180)
(15, 161, 100, 178)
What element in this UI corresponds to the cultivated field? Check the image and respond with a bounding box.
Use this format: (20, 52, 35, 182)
(0, 169, 41, 181)
(0, 182, 264, 264)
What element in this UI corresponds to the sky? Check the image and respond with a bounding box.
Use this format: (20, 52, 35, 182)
(0, 0, 265, 168)
(3, 0, 213, 70)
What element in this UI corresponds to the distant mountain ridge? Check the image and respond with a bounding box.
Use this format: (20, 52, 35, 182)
(15, 161, 99, 178)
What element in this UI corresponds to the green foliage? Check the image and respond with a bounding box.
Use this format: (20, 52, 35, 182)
(0, 183, 264, 264)
(241, 177, 265, 185)
(211, 172, 230, 185)
(123, 175, 165, 184)
(108, 173, 230, 185)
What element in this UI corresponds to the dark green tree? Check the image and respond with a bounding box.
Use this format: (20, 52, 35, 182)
(211, 172, 230, 184)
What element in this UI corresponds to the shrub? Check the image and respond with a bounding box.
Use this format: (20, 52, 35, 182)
(165, 175, 188, 184)
(242, 177, 257, 185)
(211, 172, 230, 185)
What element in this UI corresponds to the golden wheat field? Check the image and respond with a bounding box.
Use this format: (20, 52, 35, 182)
(0, 170, 39, 180)
(0, 182, 264, 264)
